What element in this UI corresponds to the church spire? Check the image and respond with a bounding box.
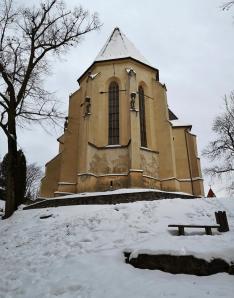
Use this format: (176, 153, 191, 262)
(95, 27, 152, 68)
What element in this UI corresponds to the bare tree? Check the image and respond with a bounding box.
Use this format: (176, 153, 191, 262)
(203, 92, 234, 193)
(222, 1, 234, 10)
(0, 0, 100, 218)
(0, 161, 4, 199)
(26, 163, 43, 201)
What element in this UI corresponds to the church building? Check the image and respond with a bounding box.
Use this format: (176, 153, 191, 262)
(40, 28, 204, 198)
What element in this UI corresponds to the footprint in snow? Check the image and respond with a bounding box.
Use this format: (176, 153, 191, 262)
(79, 238, 92, 243)
(137, 230, 149, 233)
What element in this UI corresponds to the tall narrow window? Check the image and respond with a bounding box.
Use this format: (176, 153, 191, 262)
(108, 82, 119, 145)
(139, 86, 147, 147)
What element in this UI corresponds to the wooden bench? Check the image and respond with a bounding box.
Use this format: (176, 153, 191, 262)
(168, 224, 220, 235)
(168, 211, 229, 236)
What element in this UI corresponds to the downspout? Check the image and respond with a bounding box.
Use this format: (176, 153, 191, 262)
(184, 128, 194, 196)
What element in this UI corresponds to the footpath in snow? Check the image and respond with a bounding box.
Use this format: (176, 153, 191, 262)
(0, 196, 234, 298)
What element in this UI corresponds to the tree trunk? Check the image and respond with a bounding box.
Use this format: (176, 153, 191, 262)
(4, 109, 18, 218)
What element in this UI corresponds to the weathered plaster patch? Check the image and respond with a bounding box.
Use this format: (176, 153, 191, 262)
(140, 150, 159, 177)
(88, 145, 128, 175)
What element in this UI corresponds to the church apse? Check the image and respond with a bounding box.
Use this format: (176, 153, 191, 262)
(40, 27, 204, 198)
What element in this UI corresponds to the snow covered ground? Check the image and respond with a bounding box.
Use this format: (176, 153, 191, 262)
(0, 197, 234, 298)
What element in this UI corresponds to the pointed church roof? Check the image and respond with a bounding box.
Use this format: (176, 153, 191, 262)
(78, 27, 157, 83)
(95, 27, 152, 67)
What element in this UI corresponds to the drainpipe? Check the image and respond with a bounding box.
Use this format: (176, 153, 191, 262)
(184, 128, 194, 196)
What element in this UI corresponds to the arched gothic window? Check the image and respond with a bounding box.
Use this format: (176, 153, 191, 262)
(139, 86, 147, 147)
(108, 82, 119, 145)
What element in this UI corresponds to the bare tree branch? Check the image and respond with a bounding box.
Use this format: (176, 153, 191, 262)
(222, 1, 234, 10)
(203, 91, 234, 193)
(0, 0, 101, 218)
(25, 163, 43, 200)
(0, 0, 101, 133)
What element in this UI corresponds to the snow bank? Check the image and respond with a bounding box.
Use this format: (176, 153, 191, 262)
(0, 197, 233, 297)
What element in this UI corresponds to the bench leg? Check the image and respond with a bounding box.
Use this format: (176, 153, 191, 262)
(178, 226, 185, 236)
(205, 227, 212, 235)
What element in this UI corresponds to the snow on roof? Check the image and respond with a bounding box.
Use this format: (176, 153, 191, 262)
(95, 27, 153, 68)
(170, 120, 192, 128)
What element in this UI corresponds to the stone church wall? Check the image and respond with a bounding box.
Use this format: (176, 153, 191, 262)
(87, 144, 129, 175)
(40, 153, 61, 197)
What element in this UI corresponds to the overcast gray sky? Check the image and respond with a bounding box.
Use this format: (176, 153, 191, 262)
(1, 0, 234, 195)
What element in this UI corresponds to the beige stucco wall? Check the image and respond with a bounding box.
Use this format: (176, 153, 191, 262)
(171, 127, 204, 196)
(40, 58, 204, 197)
(40, 154, 61, 197)
(140, 148, 159, 178)
(87, 144, 129, 175)
(172, 127, 191, 179)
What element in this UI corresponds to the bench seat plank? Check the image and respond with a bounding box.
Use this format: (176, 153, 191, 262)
(168, 224, 219, 228)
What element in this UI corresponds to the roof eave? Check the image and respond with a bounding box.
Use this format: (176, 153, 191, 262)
(77, 57, 158, 84)
(172, 125, 192, 130)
